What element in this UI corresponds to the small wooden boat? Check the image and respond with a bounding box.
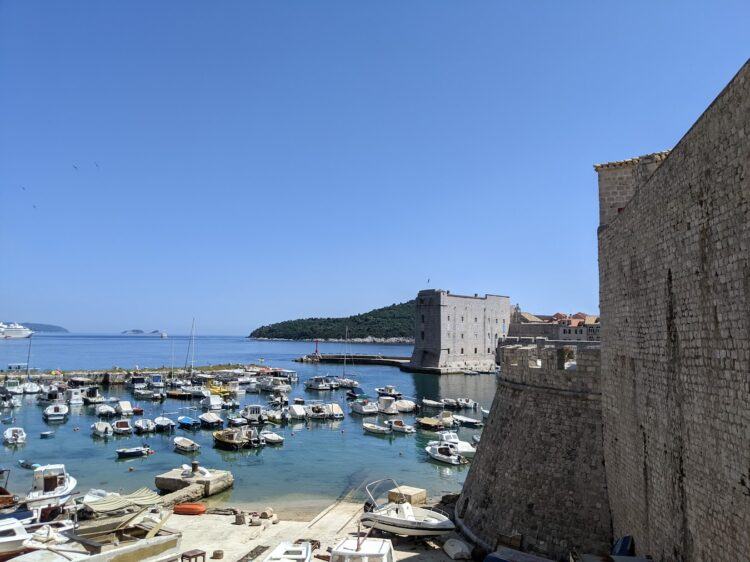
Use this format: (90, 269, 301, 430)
(174, 436, 200, 453)
(199, 412, 224, 428)
(363, 423, 392, 435)
(213, 428, 248, 450)
(385, 419, 415, 434)
(173, 502, 206, 515)
(116, 445, 154, 459)
(112, 419, 133, 435)
(39, 430, 55, 439)
(178, 416, 200, 429)
(260, 429, 284, 445)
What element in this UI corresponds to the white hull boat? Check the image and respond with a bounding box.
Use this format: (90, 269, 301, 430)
(263, 541, 312, 561)
(453, 414, 483, 428)
(112, 419, 133, 435)
(421, 398, 444, 409)
(304, 377, 331, 391)
(427, 431, 476, 458)
(22, 382, 41, 394)
(481, 408, 490, 418)
(25, 464, 77, 508)
(330, 537, 395, 562)
(154, 416, 176, 431)
(115, 401, 134, 416)
(96, 404, 116, 417)
(134, 418, 156, 433)
(43, 404, 69, 422)
(288, 404, 307, 420)
(360, 479, 455, 537)
(259, 429, 284, 445)
(375, 385, 402, 398)
(174, 436, 200, 453)
(350, 399, 378, 416)
(199, 412, 224, 428)
(3, 426, 27, 444)
(385, 419, 415, 434)
(394, 399, 416, 413)
(64, 389, 84, 405)
(4, 380, 23, 395)
(91, 422, 113, 437)
(425, 443, 468, 465)
(363, 422, 392, 435)
(377, 396, 399, 415)
(456, 397, 478, 409)
(200, 395, 223, 411)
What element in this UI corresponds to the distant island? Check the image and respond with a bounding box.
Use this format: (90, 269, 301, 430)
(121, 329, 166, 336)
(249, 300, 416, 343)
(5, 322, 69, 333)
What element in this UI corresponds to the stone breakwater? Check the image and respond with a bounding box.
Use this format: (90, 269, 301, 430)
(456, 342, 611, 559)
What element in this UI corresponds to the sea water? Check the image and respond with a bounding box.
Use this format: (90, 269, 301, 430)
(0, 335, 496, 514)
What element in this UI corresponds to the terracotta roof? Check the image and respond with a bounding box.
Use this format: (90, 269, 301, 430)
(593, 150, 671, 171)
(519, 312, 544, 323)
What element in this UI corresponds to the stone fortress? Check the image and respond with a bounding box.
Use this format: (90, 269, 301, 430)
(457, 59, 750, 560)
(407, 289, 510, 373)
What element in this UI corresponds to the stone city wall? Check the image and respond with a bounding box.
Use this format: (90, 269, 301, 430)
(597, 60, 750, 560)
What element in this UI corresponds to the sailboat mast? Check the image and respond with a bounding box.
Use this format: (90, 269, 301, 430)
(184, 318, 195, 374)
(25, 335, 33, 379)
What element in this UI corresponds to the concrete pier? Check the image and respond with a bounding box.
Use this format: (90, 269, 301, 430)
(155, 463, 234, 497)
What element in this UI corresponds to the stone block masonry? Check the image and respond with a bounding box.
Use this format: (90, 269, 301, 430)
(456, 343, 611, 559)
(597, 60, 750, 560)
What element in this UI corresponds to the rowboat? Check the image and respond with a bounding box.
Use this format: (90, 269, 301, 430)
(363, 423, 392, 435)
(385, 419, 415, 434)
(174, 436, 200, 453)
(42, 404, 69, 423)
(112, 419, 133, 435)
(456, 397, 478, 409)
(453, 414, 483, 428)
(421, 398, 444, 409)
(259, 429, 284, 445)
(116, 445, 154, 459)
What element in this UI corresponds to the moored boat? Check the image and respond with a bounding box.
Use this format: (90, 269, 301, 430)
(427, 431, 476, 458)
(25, 464, 77, 508)
(199, 412, 224, 428)
(154, 416, 176, 432)
(174, 436, 200, 453)
(115, 400, 134, 416)
(22, 382, 40, 394)
(112, 419, 133, 435)
(453, 414, 483, 428)
(262, 542, 312, 562)
(227, 416, 248, 427)
(394, 399, 416, 413)
(177, 416, 200, 430)
(212, 428, 248, 450)
(116, 445, 154, 459)
(424, 442, 468, 465)
(350, 399, 378, 416)
(259, 429, 284, 445)
(91, 421, 113, 438)
(96, 404, 116, 417)
(375, 385, 402, 398)
(456, 397, 478, 409)
(377, 396, 399, 415)
(3, 427, 26, 445)
(421, 398, 444, 409)
(363, 422, 392, 435)
(304, 376, 331, 391)
(385, 419, 415, 434)
(134, 418, 156, 433)
(330, 537, 395, 562)
(42, 404, 69, 423)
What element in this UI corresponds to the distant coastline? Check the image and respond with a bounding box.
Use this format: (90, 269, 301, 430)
(248, 336, 414, 345)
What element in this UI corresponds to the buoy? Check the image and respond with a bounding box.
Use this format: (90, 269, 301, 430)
(174, 503, 207, 515)
(128, 467, 135, 472)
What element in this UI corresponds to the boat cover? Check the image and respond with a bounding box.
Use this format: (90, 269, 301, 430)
(83, 487, 162, 513)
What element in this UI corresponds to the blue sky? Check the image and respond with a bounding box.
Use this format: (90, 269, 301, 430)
(1, 1, 748, 334)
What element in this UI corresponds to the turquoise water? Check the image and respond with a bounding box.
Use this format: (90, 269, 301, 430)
(1, 335, 496, 511)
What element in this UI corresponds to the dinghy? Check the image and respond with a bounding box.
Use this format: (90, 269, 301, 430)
(360, 479, 455, 537)
(39, 431, 54, 439)
(424, 443, 469, 465)
(227, 416, 248, 427)
(134, 418, 156, 433)
(178, 416, 200, 429)
(259, 429, 284, 445)
(174, 436, 200, 453)
(363, 422, 392, 435)
(199, 412, 224, 428)
(116, 445, 154, 459)
(154, 416, 176, 431)
(3, 427, 26, 445)
(91, 421, 113, 437)
(385, 419, 415, 434)
(346, 387, 366, 400)
(440, 398, 459, 410)
(112, 419, 133, 435)
(96, 404, 116, 417)
(262, 541, 313, 561)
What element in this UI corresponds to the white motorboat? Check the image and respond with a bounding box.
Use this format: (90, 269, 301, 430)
(337, 377, 359, 389)
(228, 416, 248, 426)
(112, 419, 133, 435)
(82, 386, 104, 405)
(377, 396, 399, 415)
(421, 398, 444, 409)
(3, 426, 26, 444)
(36, 387, 63, 405)
(96, 404, 116, 417)
(25, 464, 77, 508)
(363, 422, 392, 435)
(327, 403, 344, 419)
(323, 376, 341, 389)
(456, 397, 478, 409)
(394, 399, 416, 413)
(199, 412, 224, 428)
(427, 431, 477, 458)
(133, 387, 153, 399)
(350, 399, 379, 416)
(134, 418, 156, 433)
(304, 402, 328, 420)
(116, 400, 134, 416)
(424, 442, 469, 465)
(200, 394, 223, 411)
(0, 518, 29, 560)
(375, 385, 402, 398)
(116, 445, 154, 459)
(22, 382, 41, 394)
(4, 379, 24, 395)
(453, 414, 483, 428)
(288, 404, 307, 420)
(330, 538, 395, 562)
(481, 408, 490, 418)
(241, 405, 267, 425)
(154, 416, 176, 431)
(472, 434, 481, 445)
(91, 421, 113, 437)
(440, 398, 459, 410)
(385, 419, 415, 434)
(304, 376, 331, 391)
(174, 436, 200, 453)
(64, 388, 84, 405)
(147, 373, 165, 389)
(262, 541, 312, 561)
(42, 404, 69, 422)
(259, 377, 292, 393)
(360, 479, 455, 537)
(259, 429, 284, 445)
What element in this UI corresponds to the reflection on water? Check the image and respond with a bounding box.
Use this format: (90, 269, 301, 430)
(1, 336, 495, 506)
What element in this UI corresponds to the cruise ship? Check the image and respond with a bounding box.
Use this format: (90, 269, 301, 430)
(0, 322, 33, 339)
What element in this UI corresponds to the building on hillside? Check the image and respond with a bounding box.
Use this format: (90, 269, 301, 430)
(406, 289, 511, 373)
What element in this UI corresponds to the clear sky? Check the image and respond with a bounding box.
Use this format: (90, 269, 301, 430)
(1, 1, 748, 334)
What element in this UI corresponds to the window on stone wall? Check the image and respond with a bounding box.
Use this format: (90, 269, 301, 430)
(487, 347, 490, 353)
(421, 331, 424, 341)
(474, 317, 477, 322)
(474, 347, 477, 354)
(460, 348, 464, 354)
(461, 316, 464, 322)
(447, 348, 450, 354)
(461, 333, 464, 339)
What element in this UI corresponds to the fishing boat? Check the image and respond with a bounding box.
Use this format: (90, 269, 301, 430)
(199, 412, 224, 428)
(415, 417, 446, 431)
(212, 428, 248, 450)
(96, 404, 116, 417)
(3, 379, 23, 395)
(227, 416, 248, 427)
(427, 431, 477, 458)
(266, 409, 289, 424)
(39, 431, 54, 439)
(363, 422, 392, 435)
(42, 404, 69, 423)
(424, 443, 468, 465)
(322, 376, 341, 390)
(112, 419, 133, 435)
(91, 421, 113, 438)
(262, 541, 313, 562)
(3, 427, 26, 445)
(115, 400, 134, 416)
(200, 394, 223, 411)
(64, 388, 84, 405)
(25, 464, 77, 508)
(116, 445, 154, 459)
(304, 376, 331, 391)
(240, 426, 265, 448)
(174, 436, 200, 453)
(133, 386, 153, 399)
(0, 469, 16, 511)
(329, 538, 395, 562)
(421, 398, 444, 409)
(360, 479, 455, 537)
(346, 387, 366, 400)
(394, 399, 416, 413)
(377, 396, 399, 415)
(154, 416, 176, 432)
(350, 398, 378, 416)
(240, 405, 267, 425)
(259, 429, 284, 445)
(177, 416, 200, 430)
(385, 419, 415, 434)
(36, 387, 62, 405)
(82, 386, 104, 405)
(456, 397, 478, 409)
(134, 418, 156, 433)
(375, 385, 402, 399)
(453, 414, 483, 428)
(22, 382, 40, 394)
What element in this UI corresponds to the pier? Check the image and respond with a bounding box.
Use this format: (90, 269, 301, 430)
(295, 353, 410, 368)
